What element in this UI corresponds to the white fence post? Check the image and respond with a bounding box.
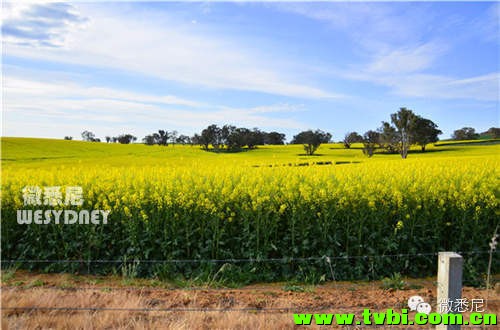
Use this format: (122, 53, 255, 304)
(436, 252, 463, 330)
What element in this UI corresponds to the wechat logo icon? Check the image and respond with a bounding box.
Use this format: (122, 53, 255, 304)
(408, 295, 432, 314)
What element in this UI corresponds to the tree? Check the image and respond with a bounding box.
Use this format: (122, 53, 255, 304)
(413, 116, 442, 151)
(451, 127, 479, 140)
(200, 125, 221, 150)
(221, 125, 238, 150)
(252, 128, 266, 147)
(265, 131, 286, 145)
(105, 136, 111, 143)
(244, 128, 266, 149)
(343, 132, 363, 149)
(115, 134, 137, 144)
(81, 130, 96, 142)
(390, 107, 417, 159)
(191, 133, 201, 147)
(176, 134, 191, 145)
(362, 130, 380, 157)
(143, 134, 157, 145)
(157, 130, 169, 146)
(64, 136, 73, 140)
(169, 130, 178, 146)
(291, 129, 332, 155)
(378, 122, 399, 154)
(195, 125, 286, 152)
(480, 127, 500, 139)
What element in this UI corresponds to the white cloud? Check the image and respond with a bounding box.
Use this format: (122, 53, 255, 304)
(342, 40, 497, 100)
(470, 3, 500, 43)
(3, 77, 204, 107)
(276, 3, 498, 102)
(3, 3, 340, 99)
(2, 2, 88, 47)
(367, 42, 447, 74)
(244, 103, 305, 114)
(346, 71, 499, 102)
(3, 76, 306, 138)
(394, 73, 499, 101)
(274, 2, 433, 49)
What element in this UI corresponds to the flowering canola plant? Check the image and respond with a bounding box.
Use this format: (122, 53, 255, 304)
(1, 138, 499, 282)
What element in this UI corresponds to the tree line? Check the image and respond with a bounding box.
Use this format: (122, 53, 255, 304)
(142, 125, 286, 152)
(451, 127, 499, 140)
(76, 131, 138, 144)
(357, 107, 442, 159)
(285, 108, 442, 158)
(347, 108, 498, 159)
(70, 108, 498, 159)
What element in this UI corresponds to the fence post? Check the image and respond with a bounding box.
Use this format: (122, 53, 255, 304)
(436, 252, 463, 330)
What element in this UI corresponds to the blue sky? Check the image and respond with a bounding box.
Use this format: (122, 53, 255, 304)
(2, 1, 499, 141)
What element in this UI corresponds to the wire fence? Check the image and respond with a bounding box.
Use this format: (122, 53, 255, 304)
(1, 250, 496, 264)
(0, 281, 437, 292)
(2, 303, 499, 314)
(1, 251, 497, 292)
(0, 305, 367, 313)
(2, 250, 498, 316)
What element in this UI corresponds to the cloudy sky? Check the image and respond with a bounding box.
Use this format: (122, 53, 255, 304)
(2, 1, 499, 141)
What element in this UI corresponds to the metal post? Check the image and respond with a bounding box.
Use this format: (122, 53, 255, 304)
(437, 252, 463, 330)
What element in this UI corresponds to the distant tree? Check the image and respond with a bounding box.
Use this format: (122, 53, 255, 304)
(413, 116, 442, 151)
(157, 130, 169, 146)
(240, 128, 266, 149)
(81, 130, 96, 142)
(191, 133, 201, 147)
(479, 127, 500, 139)
(194, 125, 286, 151)
(379, 122, 399, 154)
(64, 136, 73, 140)
(198, 132, 211, 150)
(176, 134, 191, 145)
(362, 130, 380, 157)
(265, 131, 286, 145)
(81, 130, 101, 142)
(169, 130, 178, 146)
(105, 136, 111, 143)
(250, 128, 266, 147)
(235, 127, 255, 150)
(452, 127, 479, 140)
(143, 134, 157, 145)
(390, 107, 417, 159)
(115, 134, 137, 144)
(291, 129, 332, 155)
(200, 124, 222, 150)
(221, 125, 238, 150)
(343, 132, 363, 149)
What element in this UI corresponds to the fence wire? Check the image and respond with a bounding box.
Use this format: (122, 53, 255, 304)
(1, 305, 365, 313)
(2, 250, 497, 315)
(1, 250, 495, 265)
(2, 302, 498, 314)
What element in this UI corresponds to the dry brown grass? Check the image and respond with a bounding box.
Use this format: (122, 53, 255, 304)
(1, 288, 310, 329)
(1, 271, 498, 329)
